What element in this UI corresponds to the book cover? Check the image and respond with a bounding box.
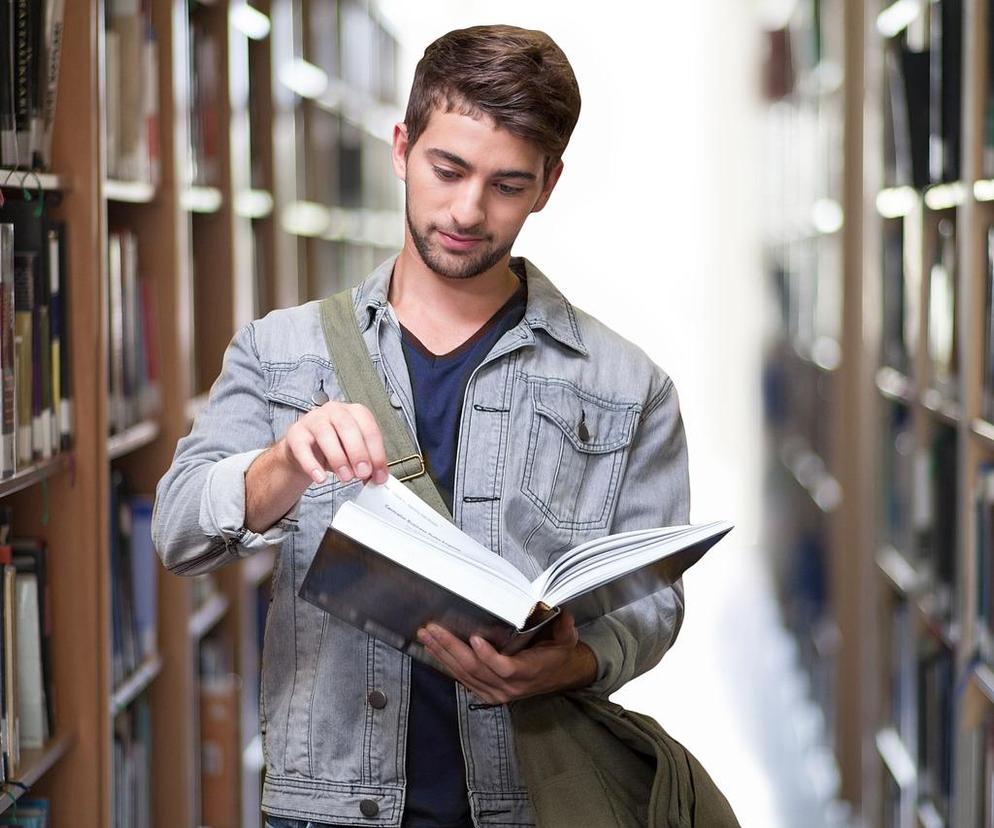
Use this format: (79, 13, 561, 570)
(299, 477, 731, 663)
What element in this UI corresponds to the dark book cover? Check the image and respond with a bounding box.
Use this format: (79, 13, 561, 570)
(299, 523, 727, 665)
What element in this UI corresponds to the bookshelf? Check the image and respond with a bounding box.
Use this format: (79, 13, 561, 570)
(764, 0, 994, 822)
(0, 0, 401, 824)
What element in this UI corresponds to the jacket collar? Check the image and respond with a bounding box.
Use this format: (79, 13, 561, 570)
(353, 252, 588, 356)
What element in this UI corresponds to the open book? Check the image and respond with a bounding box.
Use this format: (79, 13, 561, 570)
(299, 476, 733, 658)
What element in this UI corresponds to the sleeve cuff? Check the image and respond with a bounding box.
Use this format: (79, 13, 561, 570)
(577, 618, 632, 697)
(200, 448, 297, 554)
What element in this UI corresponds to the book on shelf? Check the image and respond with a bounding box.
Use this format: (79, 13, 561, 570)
(199, 634, 239, 827)
(927, 217, 958, 401)
(104, 0, 159, 184)
(928, 0, 963, 184)
(109, 472, 158, 689)
(113, 697, 151, 828)
(0, 200, 72, 471)
(881, 218, 908, 374)
(975, 464, 994, 664)
(887, 600, 916, 761)
(881, 402, 913, 555)
(106, 229, 160, 435)
(187, 9, 220, 187)
(299, 476, 732, 661)
(886, 42, 930, 190)
(917, 639, 954, 821)
(0, 797, 48, 827)
(0, 0, 65, 170)
(915, 425, 958, 619)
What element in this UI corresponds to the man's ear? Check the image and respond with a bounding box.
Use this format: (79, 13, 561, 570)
(531, 159, 564, 214)
(391, 122, 410, 181)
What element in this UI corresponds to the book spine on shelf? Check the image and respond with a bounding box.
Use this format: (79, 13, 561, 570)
(38, 0, 65, 170)
(0, 224, 13, 478)
(12, 251, 32, 465)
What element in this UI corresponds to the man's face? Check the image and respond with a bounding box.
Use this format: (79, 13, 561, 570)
(392, 108, 563, 280)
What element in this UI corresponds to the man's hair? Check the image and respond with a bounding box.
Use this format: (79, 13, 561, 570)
(404, 25, 581, 179)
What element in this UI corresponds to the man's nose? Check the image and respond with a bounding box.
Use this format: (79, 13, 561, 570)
(449, 181, 486, 232)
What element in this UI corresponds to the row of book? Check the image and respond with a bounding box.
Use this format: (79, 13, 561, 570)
(0, 0, 65, 171)
(104, 0, 160, 185)
(188, 3, 221, 188)
(0, 798, 48, 826)
(883, 0, 962, 189)
(879, 213, 959, 403)
(0, 506, 54, 784)
(109, 471, 157, 690)
(0, 200, 73, 475)
(113, 697, 151, 828)
(884, 600, 955, 825)
(107, 228, 160, 436)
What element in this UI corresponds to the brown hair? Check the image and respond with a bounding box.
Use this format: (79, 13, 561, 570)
(404, 25, 581, 179)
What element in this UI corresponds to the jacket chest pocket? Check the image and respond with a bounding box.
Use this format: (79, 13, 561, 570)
(264, 359, 355, 500)
(521, 379, 639, 530)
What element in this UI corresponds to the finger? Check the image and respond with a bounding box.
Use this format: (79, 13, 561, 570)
(310, 422, 352, 483)
(468, 635, 519, 681)
(327, 407, 374, 480)
(423, 624, 507, 688)
(550, 611, 579, 647)
(348, 405, 389, 484)
(284, 430, 329, 484)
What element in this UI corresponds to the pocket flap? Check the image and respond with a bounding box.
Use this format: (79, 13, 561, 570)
(264, 359, 337, 412)
(531, 382, 638, 454)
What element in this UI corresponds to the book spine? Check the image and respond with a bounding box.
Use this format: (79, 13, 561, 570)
(56, 222, 70, 449)
(38, 0, 65, 170)
(12, 252, 32, 466)
(48, 227, 59, 454)
(0, 225, 12, 478)
(11, 0, 31, 166)
(0, 1, 13, 166)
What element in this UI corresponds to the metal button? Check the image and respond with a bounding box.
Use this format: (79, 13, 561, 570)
(578, 421, 591, 442)
(389, 392, 402, 408)
(367, 689, 387, 709)
(359, 799, 379, 818)
(311, 389, 330, 406)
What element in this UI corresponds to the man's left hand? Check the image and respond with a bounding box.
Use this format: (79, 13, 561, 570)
(416, 611, 598, 704)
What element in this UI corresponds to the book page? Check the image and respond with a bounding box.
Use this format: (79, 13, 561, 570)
(351, 477, 529, 591)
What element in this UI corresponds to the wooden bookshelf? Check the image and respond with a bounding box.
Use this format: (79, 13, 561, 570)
(0, 0, 401, 825)
(765, 0, 994, 822)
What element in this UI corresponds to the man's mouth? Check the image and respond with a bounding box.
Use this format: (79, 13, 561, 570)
(437, 230, 485, 251)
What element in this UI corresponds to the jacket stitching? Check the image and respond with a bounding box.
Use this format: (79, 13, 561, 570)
(283, 532, 300, 771)
(306, 610, 329, 778)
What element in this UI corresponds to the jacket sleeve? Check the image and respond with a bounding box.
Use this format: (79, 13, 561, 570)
(152, 322, 294, 576)
(577, 375, 691, 697)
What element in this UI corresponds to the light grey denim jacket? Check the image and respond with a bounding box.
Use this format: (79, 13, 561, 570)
(152, 254, 691, 827)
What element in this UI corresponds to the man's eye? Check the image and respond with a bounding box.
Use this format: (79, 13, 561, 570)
(496, 183, 524, 196)
(433, 167, 459, 180)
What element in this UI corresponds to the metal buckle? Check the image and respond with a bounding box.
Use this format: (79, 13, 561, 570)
(388, 453, 426, 482)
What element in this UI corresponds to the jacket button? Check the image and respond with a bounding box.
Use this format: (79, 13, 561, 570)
(389, 392, 402, 408)
(359, 799, 379, 817)
(367, 689, 387, 709)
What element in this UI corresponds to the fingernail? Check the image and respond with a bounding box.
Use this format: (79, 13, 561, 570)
(337, 465, 352, 482)
(356, 461, 371, 478)
(470, 636, 483, 649)
(312, 469, 326, 483)
(374, 469, 388, 484)
(417, 629, 431, 644)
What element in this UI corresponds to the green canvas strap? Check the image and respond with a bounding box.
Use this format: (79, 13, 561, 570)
(319, 290, 452, 520)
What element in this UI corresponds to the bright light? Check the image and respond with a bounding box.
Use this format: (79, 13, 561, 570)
(278, 59, 329, 100)
(281, 201, 331, 237)
(230, 3, 271, 40)
(811, 198, 843, 234)
(876, 0, 920, 38)
(875, 186, 917, 218)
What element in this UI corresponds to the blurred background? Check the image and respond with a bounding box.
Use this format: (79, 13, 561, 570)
(0, 0, 988, 825)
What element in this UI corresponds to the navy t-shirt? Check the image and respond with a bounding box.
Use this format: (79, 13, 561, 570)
(399, 277, 527, 828)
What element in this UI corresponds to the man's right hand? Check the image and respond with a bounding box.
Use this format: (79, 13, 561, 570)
(282, 401, 389, 486)
(245, 402, 388, 534)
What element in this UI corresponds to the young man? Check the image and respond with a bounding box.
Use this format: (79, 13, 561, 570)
(153, 24, 690, 828)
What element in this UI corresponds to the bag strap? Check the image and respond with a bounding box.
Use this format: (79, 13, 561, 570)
(319, 290, 452, 520)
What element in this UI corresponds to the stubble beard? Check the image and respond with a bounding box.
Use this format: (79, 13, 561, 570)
(405, 197, 514, 280)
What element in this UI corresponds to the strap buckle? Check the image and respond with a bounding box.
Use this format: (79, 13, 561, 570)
(388, 453, 426, 483)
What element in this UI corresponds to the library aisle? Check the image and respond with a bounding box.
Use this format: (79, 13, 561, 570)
(617, 541, 851, 828)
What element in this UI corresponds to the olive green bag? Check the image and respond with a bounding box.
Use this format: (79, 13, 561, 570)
(319, 290, 741, 828)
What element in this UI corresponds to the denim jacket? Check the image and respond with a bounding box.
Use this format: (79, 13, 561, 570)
(152, 254, 691, 827)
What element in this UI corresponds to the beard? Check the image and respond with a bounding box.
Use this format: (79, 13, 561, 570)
(405, 194, 514, 280)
